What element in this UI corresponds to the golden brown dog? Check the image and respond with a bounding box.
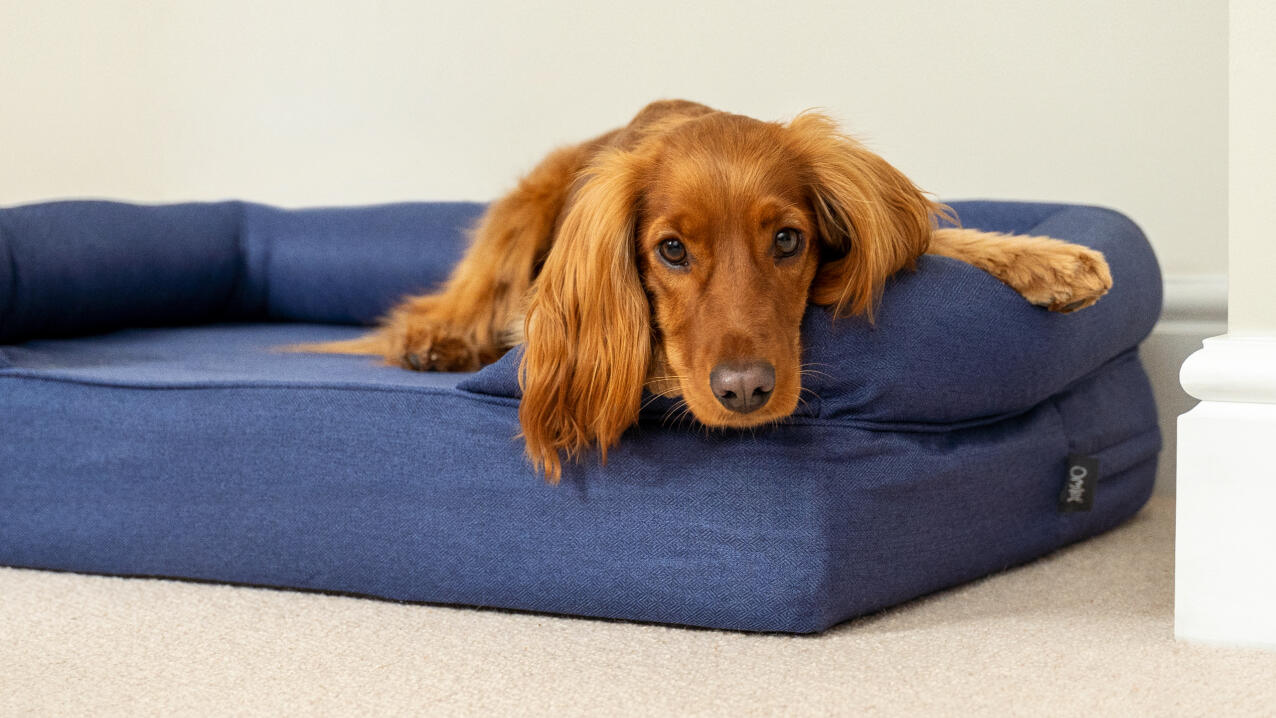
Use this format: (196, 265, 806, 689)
(300, 100, 1111, 480)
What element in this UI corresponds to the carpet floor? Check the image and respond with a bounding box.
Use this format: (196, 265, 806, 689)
(2, 496, 1274, 717)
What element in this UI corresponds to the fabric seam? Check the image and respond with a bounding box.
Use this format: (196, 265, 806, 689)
(0, 220, 16, 339)
(259, 205, 274, 320)
(228, 201, 249, 320)
(0, 349, 1151, 434)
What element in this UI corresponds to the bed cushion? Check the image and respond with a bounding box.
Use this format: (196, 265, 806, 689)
(0, 200, 1161, 632)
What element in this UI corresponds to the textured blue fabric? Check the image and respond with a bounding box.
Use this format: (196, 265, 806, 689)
(0, 199, 1162, 632)
(0, 201, 242, 341)
(0, 200, 485, 342)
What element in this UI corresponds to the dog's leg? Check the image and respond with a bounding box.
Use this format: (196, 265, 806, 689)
(927, 228, 1112, 313)
(297, 143, 591, 371)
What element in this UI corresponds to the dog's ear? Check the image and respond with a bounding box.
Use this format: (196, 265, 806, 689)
(787, 112, 950, 318)
(519, 149, 652, 482)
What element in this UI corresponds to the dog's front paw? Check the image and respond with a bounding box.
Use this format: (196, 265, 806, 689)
(386, 321, 482, 372)
(1011, 242, 1113, 314)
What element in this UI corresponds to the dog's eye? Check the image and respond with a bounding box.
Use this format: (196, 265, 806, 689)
(658, 238, 688, 266)
(774, 228, 803, 257)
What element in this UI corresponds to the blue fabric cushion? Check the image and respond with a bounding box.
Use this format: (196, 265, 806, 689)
(0, 200, 485, 342)
(0, 199, 1161, 632)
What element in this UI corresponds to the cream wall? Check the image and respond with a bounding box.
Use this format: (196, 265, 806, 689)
(1, 0, 1225, 278)
(1229, 0, 1276, 334)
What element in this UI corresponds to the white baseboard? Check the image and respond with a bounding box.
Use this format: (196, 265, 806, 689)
(1175, 335, 1276, 649)
(1143, 274, 1226, 496)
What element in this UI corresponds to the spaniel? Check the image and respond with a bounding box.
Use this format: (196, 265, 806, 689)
(299, 100, 1111, 480)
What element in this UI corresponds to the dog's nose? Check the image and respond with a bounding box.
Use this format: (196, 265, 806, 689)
(709, 361, 776, 414)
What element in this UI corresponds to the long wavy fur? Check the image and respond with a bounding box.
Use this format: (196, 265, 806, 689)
(518, 148, 653, 481)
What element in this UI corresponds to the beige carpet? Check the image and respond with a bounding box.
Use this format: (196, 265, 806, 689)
(2, 496, 1275, 717)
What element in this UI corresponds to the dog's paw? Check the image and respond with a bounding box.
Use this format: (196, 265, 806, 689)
(1008, 242, 1113, 314)
(386, 321, 483, 372)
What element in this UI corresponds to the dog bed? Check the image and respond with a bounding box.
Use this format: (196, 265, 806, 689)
(0, 199, 1161, 632)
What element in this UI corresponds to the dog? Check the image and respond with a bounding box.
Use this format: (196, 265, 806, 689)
(299, 99, 1111, 480)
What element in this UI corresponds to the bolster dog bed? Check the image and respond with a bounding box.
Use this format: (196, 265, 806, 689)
(0, 199, 1161, 633)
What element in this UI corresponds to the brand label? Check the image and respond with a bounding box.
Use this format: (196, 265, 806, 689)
(1058, 454, 1098, 513)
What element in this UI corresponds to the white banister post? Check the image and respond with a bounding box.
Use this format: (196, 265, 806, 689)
(1174, 0, 1276, 650)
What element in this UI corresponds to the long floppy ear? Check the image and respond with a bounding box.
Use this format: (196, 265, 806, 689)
(787, 112, 950, 318)
(519, 149, 652, 482)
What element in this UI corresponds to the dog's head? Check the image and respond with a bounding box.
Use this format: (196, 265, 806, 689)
(520, 109, 946, 479)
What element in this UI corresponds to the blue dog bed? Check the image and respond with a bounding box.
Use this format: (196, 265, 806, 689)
(0, 199, 1161, 632)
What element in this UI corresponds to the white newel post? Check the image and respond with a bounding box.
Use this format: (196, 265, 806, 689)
(1174, 0, 1276, 650)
